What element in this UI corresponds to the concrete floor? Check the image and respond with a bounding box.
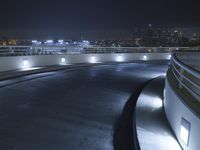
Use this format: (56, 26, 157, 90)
(0, 62, 168, 150)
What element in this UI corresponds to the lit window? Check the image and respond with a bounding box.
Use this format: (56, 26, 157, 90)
(180, 118, 190, 146)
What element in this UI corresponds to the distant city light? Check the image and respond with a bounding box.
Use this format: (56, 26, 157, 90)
(148, 24, 152, 28)
(32, 40, 41, 45)
(152, 97, 163, 109)
(32, 40, 38, 43)
(46, 40, 53, 44)
(58, 40, 64, 44)
(83, 40, 90, 44)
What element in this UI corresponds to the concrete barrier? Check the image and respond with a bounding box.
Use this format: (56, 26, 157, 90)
(164, 75, 200, 150)
(0, 53, 170, 72)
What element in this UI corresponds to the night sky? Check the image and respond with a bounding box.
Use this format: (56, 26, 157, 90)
(0, 0, 200, 38)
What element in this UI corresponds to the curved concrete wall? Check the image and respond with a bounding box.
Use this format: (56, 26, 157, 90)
(0, 53, 170, 72)
(164, 78, 200, 150)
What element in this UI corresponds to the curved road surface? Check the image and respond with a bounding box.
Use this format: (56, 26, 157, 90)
(0, 62, 167, 150)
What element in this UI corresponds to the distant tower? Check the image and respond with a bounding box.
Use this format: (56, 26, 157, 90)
(148, 24, 152, 28)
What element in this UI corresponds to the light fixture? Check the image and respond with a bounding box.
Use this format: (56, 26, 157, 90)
(23, 59, 29, 66)
(116, 56, 124, 62)
(168, 54, 171, 59)
(90, 56, 97, 63)
(180, 118, 190, 146)
(143, 55, 147, 60)
(61, 58, 66, 63)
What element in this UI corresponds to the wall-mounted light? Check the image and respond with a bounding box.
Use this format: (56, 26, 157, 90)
(90, 56, 97, 63)
(58, 40, 64, 44)
(143, 55, 147, 60)
(21, 59, 31, 69)
(61, 58, 66, 63)
(116, 56, 124, 62)
(180, 118, 190, 146)
(23, 59, 29, 66)
(168, 54, 171, 59)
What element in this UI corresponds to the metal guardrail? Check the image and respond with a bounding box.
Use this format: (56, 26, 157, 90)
(0, 45, 189, 56)
(171, 51, 200, 102)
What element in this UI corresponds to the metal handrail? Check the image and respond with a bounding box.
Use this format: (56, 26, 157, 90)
(0, 46, 175, 56)
(172, 61, 200, 90)
(172, 53, 200, 79)
(172, 68, 200, 101)
(171, 51, 200, 102)
(172, 61, 200, 100)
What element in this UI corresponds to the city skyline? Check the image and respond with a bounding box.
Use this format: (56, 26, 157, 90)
(0, 0, 200, 38)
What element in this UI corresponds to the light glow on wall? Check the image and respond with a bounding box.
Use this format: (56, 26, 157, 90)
(61, 58, 66, 63)
(116, 56, 124, 62)
(21, 59, 31, 69)
(32, 40, 37, 43)
(23, 59, 29, 66)
(58, 40, 64, 44)
(32, 40, 41, 45)
(168, 54, 171, 59)
(90, 56, 97, 63)
(143, 55, 147, 60)
(21, 67, 42, 71)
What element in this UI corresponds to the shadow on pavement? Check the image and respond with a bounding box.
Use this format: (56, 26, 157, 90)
(113, 83, 150, 150)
